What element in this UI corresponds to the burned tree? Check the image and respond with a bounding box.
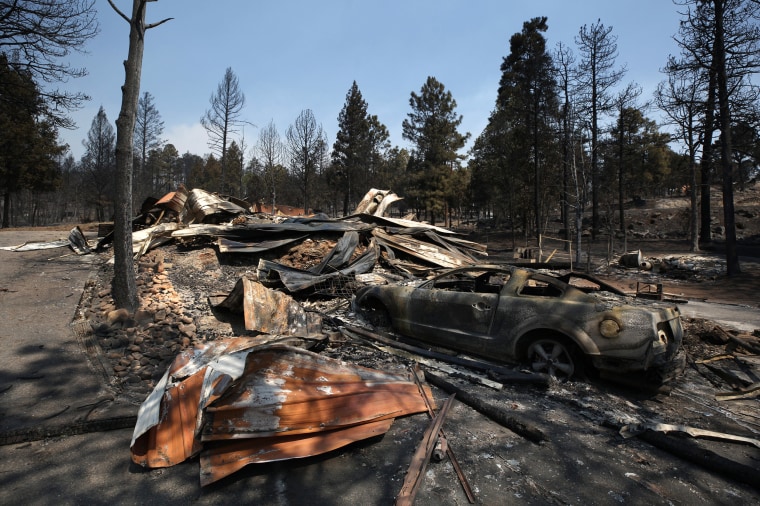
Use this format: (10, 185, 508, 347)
(286, 109, 326, 214)
(107, 0, 171, 312)
(0, 0, 98, 128)
(201, 67, 246, 194)
(575, 19, 626, 240)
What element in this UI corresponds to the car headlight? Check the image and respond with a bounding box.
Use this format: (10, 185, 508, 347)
(599, 318, 621, 338)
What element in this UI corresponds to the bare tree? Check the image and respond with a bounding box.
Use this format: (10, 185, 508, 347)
(286, 109, 325, 213)
(673, 0, 760, 276)
(80, 106, 116, 221)
(554, 42, 577, 249)
(612, 82, 643, 233)
(256, 120, 285, 215)
(656, 58, 703, 253)
(575, 19, 626, 240)
(201, 67, 245, 194)
(0, 0, 99, 127)
(133, 90, 164, 204)
(108, 0, 171, 312)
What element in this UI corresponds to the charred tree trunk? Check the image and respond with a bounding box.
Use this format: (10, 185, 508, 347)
(111, 1, 146, 312)
(713, 0, 740, 276)
(700, 69, 716, 245)
(2, 191, 10, 228)
(109, 0, 171, 311)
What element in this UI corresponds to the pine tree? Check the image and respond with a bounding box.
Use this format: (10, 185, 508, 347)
(80, 106, 116, 221)
(134, 91, 164, 203)
(402, 76, 469, 225)
(575, 19, 626, 239)
(201, 67, 246, 194)
(255, 120, 285, 214)
(0, 55, 64, 227)
(332, 81, 371, 215)
(0, 0, 98, 127)
(496, 17, 559, 238)
(286, 109, 326, 213)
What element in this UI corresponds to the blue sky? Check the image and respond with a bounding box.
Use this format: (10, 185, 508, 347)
(59, 0, 684, 161)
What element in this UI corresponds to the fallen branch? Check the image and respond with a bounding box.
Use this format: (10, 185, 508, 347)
(620, 422, 760, 449)
(423, 370, 546, 444)
(624, 428, 760, 490)
(715, 382, 760, 401)
(730, 335, 760, 355)
(713, 325, 760, 355)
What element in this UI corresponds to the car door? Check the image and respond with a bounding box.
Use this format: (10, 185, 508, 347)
(404, 270, 500, 355)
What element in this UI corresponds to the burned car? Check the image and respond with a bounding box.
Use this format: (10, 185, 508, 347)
(353, 265, 684, 382)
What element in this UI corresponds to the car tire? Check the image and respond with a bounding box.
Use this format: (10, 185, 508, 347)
(360, 300, 392, 330)
(526, 338, 581, 381)
(644, 349, 686, 385)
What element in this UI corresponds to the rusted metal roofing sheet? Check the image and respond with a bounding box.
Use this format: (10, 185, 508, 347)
(182, 188, 248, 224)
(130, 341, 432, 485)
(210, 277, 323, 336)
(216, 234, 308, 253)
(372, 228, 478, 268)
(200, 419, 394, 486)
(201, 347, 434, 440)
(155, 184, 188, 214)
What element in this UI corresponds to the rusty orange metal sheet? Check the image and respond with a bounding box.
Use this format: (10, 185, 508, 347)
(130, 341, 432, 484)
(203, 347, 433, 439)
(199, 419, 394, 486)
(130, 366, 206, 467)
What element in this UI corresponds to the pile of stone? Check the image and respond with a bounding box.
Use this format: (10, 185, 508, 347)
(82, 250, 202, 398)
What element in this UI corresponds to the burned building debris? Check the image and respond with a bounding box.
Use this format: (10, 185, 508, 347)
(93, 187, 760, 493)
(5, 185, 758, 500)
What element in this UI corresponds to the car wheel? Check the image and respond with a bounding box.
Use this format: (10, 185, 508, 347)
(526, 339, 578, 380)
(644, 349, 686, 385)
(361, 300, 391, 329)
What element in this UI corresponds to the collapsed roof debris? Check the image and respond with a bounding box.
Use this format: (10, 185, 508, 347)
(209, 277, 323, 335)
(0, 226, 91, 254)
(112, 187, 494, 490)
(130, 340, 434, 486)
(105, 186, 490, 279)
(182, 187, 248, 224)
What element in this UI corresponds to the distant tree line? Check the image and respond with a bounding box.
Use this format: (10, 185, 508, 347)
(1, 1, 759, 274)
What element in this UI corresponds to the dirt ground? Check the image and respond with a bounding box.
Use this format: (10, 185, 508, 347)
(1, 186, 759, 504)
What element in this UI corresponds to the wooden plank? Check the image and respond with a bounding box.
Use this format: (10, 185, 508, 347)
(411, 366, 475, 503)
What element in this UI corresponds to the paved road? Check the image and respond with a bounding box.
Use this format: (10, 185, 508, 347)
(681, 300, 760, 333)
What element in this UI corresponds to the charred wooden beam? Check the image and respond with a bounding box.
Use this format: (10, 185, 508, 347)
(423, 370, 546, 444)
(629, 429, 760, 491)
(411, 366, 475, 503)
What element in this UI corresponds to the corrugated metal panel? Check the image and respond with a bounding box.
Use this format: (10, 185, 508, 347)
(199, 420, 393, 486)
(130, 341, 433, 485)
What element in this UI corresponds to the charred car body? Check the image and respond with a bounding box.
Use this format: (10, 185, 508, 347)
(353, 265, 684, 382)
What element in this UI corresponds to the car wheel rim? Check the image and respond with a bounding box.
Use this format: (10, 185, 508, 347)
(528, 340, 575, 379)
